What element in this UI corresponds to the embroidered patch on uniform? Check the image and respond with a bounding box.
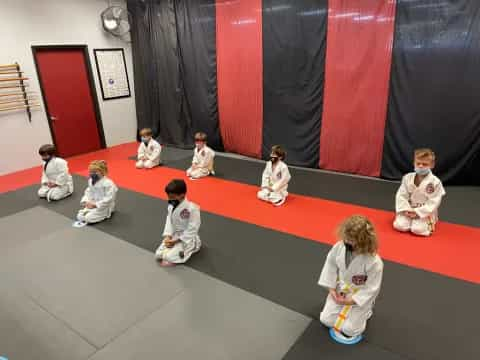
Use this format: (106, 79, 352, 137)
(201, 150, 205, 156)
(276, 171, 282, 179)
(180, 208, 190, 219)
(426, 183, 435, 194)
(351, 275, 368, 285)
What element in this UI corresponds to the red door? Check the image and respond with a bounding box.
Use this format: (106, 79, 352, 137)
(34, 47, 104, 158)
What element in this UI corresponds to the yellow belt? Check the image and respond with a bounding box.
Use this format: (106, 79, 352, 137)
(333, 283, 358, 333)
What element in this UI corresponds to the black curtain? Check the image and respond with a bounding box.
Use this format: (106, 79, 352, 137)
(382, 0, 480, 185)
(261, 1, 327, 167)
(175, 0, 223, 150)
(128, 0, 222, 150)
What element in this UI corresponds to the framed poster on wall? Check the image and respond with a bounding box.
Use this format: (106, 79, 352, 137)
(93, 48, 131, 100)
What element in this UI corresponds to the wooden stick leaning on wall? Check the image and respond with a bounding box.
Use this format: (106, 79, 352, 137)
(0, 71, 23, 75)
(0, 84, 29, 89)
(0, 97, 37, 106)
(0, 104, 40, 112)
(0, 91, 35, 97)
(0, 77, 29, 82)
(0, 64, 18, 69)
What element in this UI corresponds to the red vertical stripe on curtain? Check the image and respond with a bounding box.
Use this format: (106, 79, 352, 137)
(319, 0, 396, 177)
(216, 0, 263, 158)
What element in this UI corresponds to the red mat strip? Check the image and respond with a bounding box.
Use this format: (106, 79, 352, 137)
(2, 142, 479, 284)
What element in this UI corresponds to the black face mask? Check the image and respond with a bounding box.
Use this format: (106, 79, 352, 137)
(344, 242, 354, 252)
(168, 199, 180, 208)
(271, 157, 279, 164)
(43, 156, 52, 170)
(90, 173, 100, 185)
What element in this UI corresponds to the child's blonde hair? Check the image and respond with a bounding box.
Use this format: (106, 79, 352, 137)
(337, 215, 378, 255)
(139, 128, 153, 137)
(194, 132, 207, 142)
(89, 160, 108, 176)
(414, 148, 435, 162)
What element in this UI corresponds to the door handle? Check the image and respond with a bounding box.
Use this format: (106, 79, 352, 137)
(50, 115, 57, 121)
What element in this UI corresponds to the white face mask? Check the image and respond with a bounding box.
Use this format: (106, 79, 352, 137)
(195, 142, 204, 149)
(414, 167, 430, 176)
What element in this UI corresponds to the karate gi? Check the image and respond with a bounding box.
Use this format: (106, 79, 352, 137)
(257, 160, 291, 204)
(393, 172, 446, 236)
(77, 177, 118, 224)
(38, 157, 74, 201)
(318, 241, 383, 337)
(136, 139, 162, 169)
(155, 199, 201, 264)
(186, 146, 215, 179)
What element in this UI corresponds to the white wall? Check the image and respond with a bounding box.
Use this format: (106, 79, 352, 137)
(0, 0, 137, 175)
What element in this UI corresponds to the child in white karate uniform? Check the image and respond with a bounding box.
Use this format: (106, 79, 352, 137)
(319, 215, 383, 342)
(37, 144, 73, 201)
(136, 128, 162, 169)
(257, 145, 291, 206)
(155, 179, 201, 266)
(393, 148, 445, 236)
(186, 132, 215, 179)
(76, 160, 118, 224)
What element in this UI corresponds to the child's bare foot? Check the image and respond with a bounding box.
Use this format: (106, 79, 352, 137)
(160, 260, 176, 267)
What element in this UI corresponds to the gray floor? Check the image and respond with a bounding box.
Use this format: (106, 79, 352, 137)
(0, 207, 310, 360)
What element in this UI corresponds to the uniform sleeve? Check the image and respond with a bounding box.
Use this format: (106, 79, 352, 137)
(261, 163, 271, 188)
(414, 181, 446, 218)
(137, 143, 145, 159)
(163, 207, 174, 237)
(54, 160, 70, 186)
(180, 206, 201, 246)
(95, 182, 118, 210)
(192, 149, 199, 165)
(147, 142, 162, 162)
(41, 168, 48, 185)
(318, 243, 340, 289)
(272, 164, 291, 192)
(352, 259, 383, 307)
(80, 185, 91, 205)
(395, 176, 412, 213)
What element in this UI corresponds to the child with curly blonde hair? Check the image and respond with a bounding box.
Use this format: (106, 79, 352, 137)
(318, 215, 383, 343)
(76, 160, 118, 225)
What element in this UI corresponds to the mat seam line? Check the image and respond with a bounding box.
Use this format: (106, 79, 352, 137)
(85, 287, 187, 359)
(23, 292, 99, 351)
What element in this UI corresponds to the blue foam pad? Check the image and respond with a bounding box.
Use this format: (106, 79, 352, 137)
(329, 328, 363, 345)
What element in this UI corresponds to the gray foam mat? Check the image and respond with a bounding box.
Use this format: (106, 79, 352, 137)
(2, 176, 479, 359)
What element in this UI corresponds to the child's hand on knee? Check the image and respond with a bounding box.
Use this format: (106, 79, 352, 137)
(163, 236, 174, 247)
(405, 211, 418, 219)
(86, 201, 97, 209)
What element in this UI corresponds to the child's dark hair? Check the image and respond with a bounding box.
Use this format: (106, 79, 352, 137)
(194, 132, 207, 142)
(140, 128, 153, 137)
(271, 145, 286, 160)
(165, 179, 187, 195)
(38, 144, 56, 156)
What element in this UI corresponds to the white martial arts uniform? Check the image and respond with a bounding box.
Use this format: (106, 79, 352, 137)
(186, 145, 215, 179)
(155, 199, 201, 264)
(77, 176, 118, 224)
(136, 139, 162, 169)
(257, 160, 291, 204)
(38, 157, 74, 201)
(319, 241, 383, 337)
(393, 172, 446, 236)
